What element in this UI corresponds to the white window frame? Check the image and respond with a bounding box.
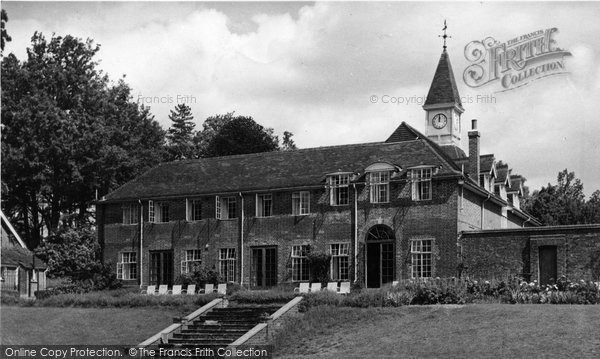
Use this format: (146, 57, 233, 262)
(291, 245, 310, 282)
(292, 191, 310, 216)
(216, 196, 236, 220)
(369, 171, 390, 203)
(329, 174, 350, 206)
(148, 200, 154, 223)
(122, 203, 139, 224)
(256, 194, 273, 217)
(219, 248, 236, 282)
(330, 243, 349, 281)
(410, 168, 433, 201)
(117, 252, 137, 280)
(181, 249, 202, 274)
(411, 238, 432, 278)
(186, 198, 202, 221)
(154, 201, 169, 223)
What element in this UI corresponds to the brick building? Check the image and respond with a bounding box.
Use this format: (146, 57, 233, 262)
(97, 48, 541, 289)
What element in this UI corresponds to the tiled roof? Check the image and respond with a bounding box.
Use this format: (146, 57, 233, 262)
(424, 50, 463, 108)
(508, 175, 523, 193)
(1, 247, 47, 269)
(439, 145, 467, 160)
(385, 123, 421, 142)
(104, 123, 462, 201)
(480, 154, 495, 174)
(496, 165, 510, 183)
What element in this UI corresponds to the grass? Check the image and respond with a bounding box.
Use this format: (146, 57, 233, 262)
(274, 304, 600, 358)
(0, 306, 190, 345)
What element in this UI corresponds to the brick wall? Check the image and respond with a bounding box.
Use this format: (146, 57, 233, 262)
(461, 225, 600, 281)
(99, 176, 469, 286)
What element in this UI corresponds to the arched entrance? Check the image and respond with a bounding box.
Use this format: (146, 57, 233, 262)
(365, 225, 395, 288)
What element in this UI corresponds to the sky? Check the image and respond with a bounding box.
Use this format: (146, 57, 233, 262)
(2, 1, 600, 196)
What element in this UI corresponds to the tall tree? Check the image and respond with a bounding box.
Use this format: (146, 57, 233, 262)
(1, 9, 11, 53)
(204, 116, 280, 157)
(524, 169, 587, 225)
(166, 103, 196, 160)
(282, 131, 297, 151)
(1, 32, 165, 247)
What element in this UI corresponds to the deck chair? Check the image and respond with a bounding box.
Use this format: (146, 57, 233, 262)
(141, 285, 156, 295)
(294, 282, 310, 293)
(203, 283, 214, 294)
(310, 282, 322, 292)
(339, 282, 351, 294)
(217, 283, 227, 295)
(392, 281, 399, 287)
(170, 285, 182, 295)
(157, 284, 169, 295)
(184, 284, 196, 295)
(326, 282, 338, 292)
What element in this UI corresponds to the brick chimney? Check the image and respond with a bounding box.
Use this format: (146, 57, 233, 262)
(468, 119, 480, 182)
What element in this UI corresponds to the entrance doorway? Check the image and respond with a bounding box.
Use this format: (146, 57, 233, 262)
(365, 225, 395, 288)
(539, 246, 557, 285)
(250, 247, 278, 288)
(150, 250, 173, 286)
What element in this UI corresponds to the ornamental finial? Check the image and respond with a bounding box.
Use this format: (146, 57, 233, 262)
(439, 19, 451, 50)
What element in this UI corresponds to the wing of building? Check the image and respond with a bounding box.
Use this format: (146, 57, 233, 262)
(98, 47, 599, 289)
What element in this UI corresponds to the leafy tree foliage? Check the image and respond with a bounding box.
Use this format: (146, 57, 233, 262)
(204, 116, 280, 157)
(166, 103, 196, 160)
(1, 9, 11, 52)
(1, 32, 165, 247)
(524, 169, 600, 225)
(282, 130, 297, 151)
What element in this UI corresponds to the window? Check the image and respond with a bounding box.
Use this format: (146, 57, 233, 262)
(329, 174, 350, 206)
(181, 249, 202, 274)
(187, 199, 202, 221)
(291, 245, 310, 281)
(148, 200, 154, 222)
(149, 201, 169, 223)
(330, 243, 349, 281)
(292, 191, 310, 215)
(122, 203, 139, 224)
(216, 196, 236, 219)
(256, 194, 273, 217)
(369, 171, 390, 203)
(117, 252, 137, 280)
(411, 239, 432, 278)
(219, 248, 236, 282)
(411, 168, 433, 201)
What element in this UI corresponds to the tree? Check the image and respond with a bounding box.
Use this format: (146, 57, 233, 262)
(524, 169, 588, 225)
(166, 103, 196, 160)
(584, 190, 600, 224)
(1, 9, 11, 53)
(282, 131, 297, 151)
(204, 116, 280, 157)
(1, 32, 165, 247)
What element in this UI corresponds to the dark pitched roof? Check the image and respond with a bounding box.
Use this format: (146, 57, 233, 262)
(507, 175, 523, 193)
(385, 123, 421, 142)
(496, 165, 510, 183)
(104, 128, 462, 202)
(439, 145, 467, 160)
(1, 247, 47, 270)
(424, 50, 463, 109)
(480, 154, 495, 174)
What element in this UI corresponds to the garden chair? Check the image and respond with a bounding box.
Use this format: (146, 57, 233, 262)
(141, 285, 156, 295)
(203, 283, 214, 294)
(294, 282, 310, 293)
(326, 282, 338, 292)
(217, 283, 227, 295)
(339, 282, 351, 294)
(170, 285, 182, 295)
(310, 282, 322, 292)
(184, 284, 196, 295)
(392, 281, 399, 287)
(157, 284, 169, 295)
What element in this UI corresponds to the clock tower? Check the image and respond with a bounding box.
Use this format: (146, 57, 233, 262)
(422, 24, 464, 147)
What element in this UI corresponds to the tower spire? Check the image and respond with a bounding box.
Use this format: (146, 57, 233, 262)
(439, 20, 451, 50)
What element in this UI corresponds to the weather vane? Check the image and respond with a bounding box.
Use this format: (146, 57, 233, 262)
(439, 20, 451, 50)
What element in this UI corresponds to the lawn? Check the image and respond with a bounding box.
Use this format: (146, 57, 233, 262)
(0, 306, 189, 345)
(274, 304, 600, 358)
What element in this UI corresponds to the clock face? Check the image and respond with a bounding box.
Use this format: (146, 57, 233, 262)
(432, 113, 447, 129)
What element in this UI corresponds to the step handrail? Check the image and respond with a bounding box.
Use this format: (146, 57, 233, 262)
(137, 298, 223, 348)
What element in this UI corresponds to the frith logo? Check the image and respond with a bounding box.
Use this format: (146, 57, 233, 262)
(463, 28, 572, 92)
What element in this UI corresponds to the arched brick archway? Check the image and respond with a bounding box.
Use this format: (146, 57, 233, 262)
(364, 224, 395, 288)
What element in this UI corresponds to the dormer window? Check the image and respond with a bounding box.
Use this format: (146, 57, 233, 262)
(410, 167, 433, 201)
(329, 174, 350, 206)
(369, 171, 390, 203)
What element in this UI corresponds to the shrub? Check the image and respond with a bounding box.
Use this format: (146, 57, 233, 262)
(308, 252, 331, 285)
(298, 291, 342, 311)
(1, 290, 22, 305)
(175, 266, 221, 288)
(230, 290, 297, 304)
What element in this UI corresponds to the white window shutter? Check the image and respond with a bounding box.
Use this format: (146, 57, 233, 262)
(215, 196, 221, 219)
(148, 200, 154, 223)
